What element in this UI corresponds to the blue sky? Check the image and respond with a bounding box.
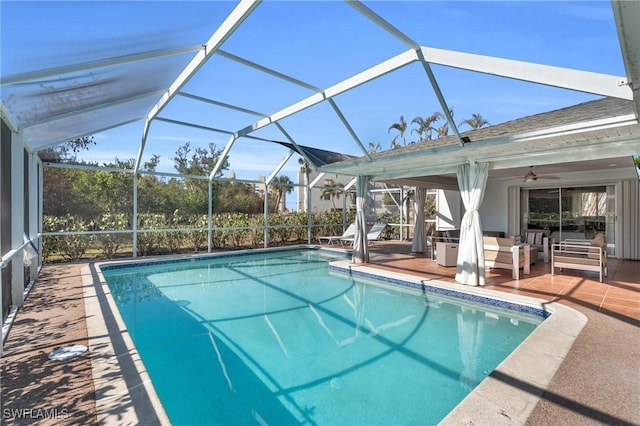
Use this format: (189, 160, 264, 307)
(1, 1, 627, 208)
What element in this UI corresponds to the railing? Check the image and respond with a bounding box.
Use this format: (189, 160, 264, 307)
(40, 222, 349, 261)
(0, 240, 33, 269)
(1, 234, 41, 357)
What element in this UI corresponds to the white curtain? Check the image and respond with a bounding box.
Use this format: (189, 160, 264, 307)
(352, 176, 369, 264)
(455, 162, 489, 286)
(618, 180, 639, 260)
(412, 186, 427, 253)
(507, 186, 521, 238)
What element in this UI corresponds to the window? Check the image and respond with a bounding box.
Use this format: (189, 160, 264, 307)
(521, 185, 615, 253)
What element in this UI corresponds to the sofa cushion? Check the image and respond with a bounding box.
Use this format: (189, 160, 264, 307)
(591, 233, 606, 248)
(525, 231, 544, 246)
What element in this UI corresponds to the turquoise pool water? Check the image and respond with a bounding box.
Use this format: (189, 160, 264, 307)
(101, 249, 544, 426)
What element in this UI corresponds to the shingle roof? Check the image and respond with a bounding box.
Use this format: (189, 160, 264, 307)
(367, 97, 636, 160)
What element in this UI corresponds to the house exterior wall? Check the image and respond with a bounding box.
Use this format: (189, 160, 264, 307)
(296, 171, 356, 212)
(480, 167, 640, 259)
(481, 180, 509, 235)
(436, 190, 462, 230)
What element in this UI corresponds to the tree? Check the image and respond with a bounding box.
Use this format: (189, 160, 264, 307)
(321, 179, 344, 210)
(271, 175, 294, 213)
(173, 142, 229, 214)
(411, 112, 443, 142)
(402, 189, 415, 223)
(368, 142, 382, 154)
(459, 113, 490, 130)
(73, 158, 135, 216)
(217, 182, 263, 213)
(434, 108, 455, 138)
(298, 157, 312, 211)
(388, 115, 408, 149)
(42, 136, 98, 217)
(435, 122, 449, 138)
(39, 136, 96, 163)
(173, 142, 227, 179)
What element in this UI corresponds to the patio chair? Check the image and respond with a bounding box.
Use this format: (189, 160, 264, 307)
(318, 223, 356, 245)
(341, 222, 387, 246)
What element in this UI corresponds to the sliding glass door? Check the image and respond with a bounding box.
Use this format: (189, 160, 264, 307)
(521, 185, 615, 254)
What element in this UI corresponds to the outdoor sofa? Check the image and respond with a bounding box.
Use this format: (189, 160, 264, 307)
(551, 233, 608, 282)
(483, 236, 530, 280)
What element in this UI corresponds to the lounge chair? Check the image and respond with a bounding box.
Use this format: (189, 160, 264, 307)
(318, 223, 356, 245)
(341, 222, 387, 246)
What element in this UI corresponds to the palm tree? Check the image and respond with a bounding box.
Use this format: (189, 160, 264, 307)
(432, 108, 454, 139)
(436, 122, 449, 138)
(411, 112, 443, 142)
(272, 175, 294, 213)
(403, 189, 414, 223)
(298, 157, 311, 211)
(321, 179, 344, 211)
(459, 113, 490, 130)
(388, 115, 408, 148)
(368, 142, 382, 154)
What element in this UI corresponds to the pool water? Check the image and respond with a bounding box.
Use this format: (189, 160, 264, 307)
(101, 249, 543, 426)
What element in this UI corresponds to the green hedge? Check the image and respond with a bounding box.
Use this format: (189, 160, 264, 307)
(42, 211, 352, 262)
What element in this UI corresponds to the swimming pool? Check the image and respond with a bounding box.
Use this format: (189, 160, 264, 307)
(100, 248, 546, 425)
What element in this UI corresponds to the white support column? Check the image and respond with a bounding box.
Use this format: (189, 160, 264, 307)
(134, 118, 152, 174)
(343, 178, 357, 232)
(308, 173, 326, 244)
(38, 158, 43, 267)
(10, 132, 24, 307)
(342, 192, 347, 230)
(208, 181, 213, 253)
(307, 187, 312, 244)
(400, 186, 405, 241)
(0, 129, 4, 355)
(0, 270, 3, 357)
(132, 173, 138, 257)
(28, 152, 38, 280)
(263, 182, 269, 248)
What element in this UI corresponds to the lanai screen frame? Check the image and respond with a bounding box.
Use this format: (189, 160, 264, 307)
(2, 0, 639, 353)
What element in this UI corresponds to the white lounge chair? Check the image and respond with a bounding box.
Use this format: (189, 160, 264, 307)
(318, 223, 356, 245)
(341, 222, 387, 246)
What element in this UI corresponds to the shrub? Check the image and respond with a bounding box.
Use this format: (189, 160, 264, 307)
(165, 210, 186, 253)
(55, 215, 93, 260)
(96, 213, 129, 258)
(186, 214, 209, 252)
(137, 213, 168, 256)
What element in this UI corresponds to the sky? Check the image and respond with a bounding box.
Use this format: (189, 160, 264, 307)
(0, 1, 627, 209)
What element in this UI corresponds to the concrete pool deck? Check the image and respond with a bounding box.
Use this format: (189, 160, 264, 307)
(1, 243, 639, 425)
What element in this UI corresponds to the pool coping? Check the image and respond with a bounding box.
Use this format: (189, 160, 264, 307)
(84, 245, 587, 425)
(82, 263, 171, 425)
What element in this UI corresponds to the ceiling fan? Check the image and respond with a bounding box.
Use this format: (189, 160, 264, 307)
(523, 166, 560, 182)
